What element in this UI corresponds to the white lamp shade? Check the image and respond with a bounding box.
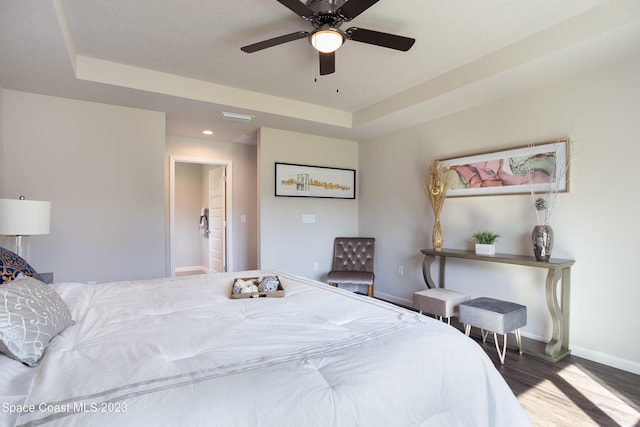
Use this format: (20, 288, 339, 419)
(0, 198, 51, 235)
(310, 29, 344, 53)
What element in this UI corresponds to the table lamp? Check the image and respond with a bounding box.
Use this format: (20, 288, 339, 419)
(0, 196, 51, 259)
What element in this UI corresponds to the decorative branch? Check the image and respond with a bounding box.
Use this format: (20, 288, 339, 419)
(526, 140, 571, 225)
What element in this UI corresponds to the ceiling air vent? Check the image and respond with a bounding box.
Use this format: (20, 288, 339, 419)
(218, 112, 254, 123)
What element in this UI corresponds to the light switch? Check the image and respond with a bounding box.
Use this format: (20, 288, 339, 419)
(302, 214, 316, 223)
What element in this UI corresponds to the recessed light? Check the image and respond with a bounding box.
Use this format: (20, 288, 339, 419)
(202, 130, 213, 135)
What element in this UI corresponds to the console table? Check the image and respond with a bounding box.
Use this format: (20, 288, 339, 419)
(420, 248, 575, 362)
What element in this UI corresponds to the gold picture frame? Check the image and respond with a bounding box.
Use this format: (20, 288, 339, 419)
(439, 138, 569, 197)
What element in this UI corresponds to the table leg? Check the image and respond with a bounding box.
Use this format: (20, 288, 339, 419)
(544, 267, 566, 358)
(439, 257, 445, 288)
(561, 267, 571, 350)
(421, 254, 437, 289)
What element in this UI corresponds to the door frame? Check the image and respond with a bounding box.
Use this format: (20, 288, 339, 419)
(169, 155, 233, 277)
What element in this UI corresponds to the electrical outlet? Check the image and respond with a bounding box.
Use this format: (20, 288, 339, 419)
(398, 266, 404, 277)
(313, 262, 319, 272)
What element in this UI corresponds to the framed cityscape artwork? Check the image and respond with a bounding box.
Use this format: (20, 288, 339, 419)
(275, 163, 356, 199)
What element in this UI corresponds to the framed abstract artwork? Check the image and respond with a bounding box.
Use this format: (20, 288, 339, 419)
(439, 138, 569, 197)
(275, 162, 356, 199)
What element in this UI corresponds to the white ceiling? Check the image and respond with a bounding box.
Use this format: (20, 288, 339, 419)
(1, 0, 639, 144)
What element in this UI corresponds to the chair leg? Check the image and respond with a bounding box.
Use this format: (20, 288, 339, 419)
(464, 324, 471, 336)
(481, 329, 489, 342)
(367, 284, 373, 297)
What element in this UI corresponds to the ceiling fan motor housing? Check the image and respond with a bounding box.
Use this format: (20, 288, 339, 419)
(306, 0, 349, 28)
(306, 0, 348, 14)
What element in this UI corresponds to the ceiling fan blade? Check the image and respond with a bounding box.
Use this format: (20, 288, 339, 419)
(319, 52, 335, 75)
(241, 31, 308, 53)
(337, 0, 380, 21)
(346, 27, 415, 51)
(277, 0, 314, 19)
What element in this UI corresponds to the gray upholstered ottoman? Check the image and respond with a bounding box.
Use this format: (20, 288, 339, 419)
(458, 297, 527, 364)
(413, 288, 470, 324)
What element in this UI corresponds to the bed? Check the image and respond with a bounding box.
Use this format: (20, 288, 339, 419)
(1, 270, 531, 426)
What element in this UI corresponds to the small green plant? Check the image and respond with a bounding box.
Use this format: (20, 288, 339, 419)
(472, 231, 501, 244)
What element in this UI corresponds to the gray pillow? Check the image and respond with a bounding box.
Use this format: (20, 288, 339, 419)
(0, 275, 73, 366)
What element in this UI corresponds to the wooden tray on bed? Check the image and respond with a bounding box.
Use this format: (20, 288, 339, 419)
(230, 276, 284, 299)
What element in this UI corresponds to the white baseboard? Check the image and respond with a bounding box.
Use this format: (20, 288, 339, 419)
(175, 266, 208, 274)
(570, 345, 640, 375)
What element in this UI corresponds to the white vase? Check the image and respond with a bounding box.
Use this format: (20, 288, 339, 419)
(475, 243, 495, 255)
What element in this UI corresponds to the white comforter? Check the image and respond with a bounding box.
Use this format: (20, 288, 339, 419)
(1, 270, 531, 426)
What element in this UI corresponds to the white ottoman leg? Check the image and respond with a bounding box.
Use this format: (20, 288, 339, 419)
(494, 333, 507, 364)
(515, 329, 523, 354)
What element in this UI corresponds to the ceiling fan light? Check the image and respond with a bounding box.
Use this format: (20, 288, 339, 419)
(310, 29, 344, 53)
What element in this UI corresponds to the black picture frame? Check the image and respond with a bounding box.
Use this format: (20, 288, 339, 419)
(275, 162, 356, 199)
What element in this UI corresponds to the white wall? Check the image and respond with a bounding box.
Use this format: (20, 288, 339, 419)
(359, 55, 640, 373)
(0, 86, 3, 197)
(2, 90, 166, 283)
(166, 135, 257, 272)
(257, 128, 359, 281)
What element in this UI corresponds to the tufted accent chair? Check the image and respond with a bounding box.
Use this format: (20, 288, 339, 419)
(327, 237, 375, 297)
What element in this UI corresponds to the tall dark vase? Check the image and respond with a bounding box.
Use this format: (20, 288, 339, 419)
(532, 225, 553, 261)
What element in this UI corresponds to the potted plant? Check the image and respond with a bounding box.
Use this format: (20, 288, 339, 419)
(472, 231, 500, 255)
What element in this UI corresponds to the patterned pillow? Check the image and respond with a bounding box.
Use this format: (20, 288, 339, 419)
(0, 275, 73, 366)
(0, 246, 44, 284)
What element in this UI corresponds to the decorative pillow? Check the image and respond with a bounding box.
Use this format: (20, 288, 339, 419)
(0, 246, 44, 284)
(0, 275, 73, 366)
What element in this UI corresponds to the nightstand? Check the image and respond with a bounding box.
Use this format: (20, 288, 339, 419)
(40, 272, 54, 284)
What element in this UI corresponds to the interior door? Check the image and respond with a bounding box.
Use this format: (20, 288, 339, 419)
(208, 166, 226, 272)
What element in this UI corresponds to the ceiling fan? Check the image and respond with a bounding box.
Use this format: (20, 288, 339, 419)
(240, 0, 415, 75)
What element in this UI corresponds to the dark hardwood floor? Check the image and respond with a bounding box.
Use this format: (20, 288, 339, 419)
(471, 336, 640, 426)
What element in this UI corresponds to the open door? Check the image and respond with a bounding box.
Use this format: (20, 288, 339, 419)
(169, 156, 233, 277)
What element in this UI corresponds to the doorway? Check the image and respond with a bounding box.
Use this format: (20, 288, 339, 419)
(169, 156, 233, 277)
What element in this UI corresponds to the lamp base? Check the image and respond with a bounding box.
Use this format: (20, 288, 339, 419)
(5, 235, 29, 260)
